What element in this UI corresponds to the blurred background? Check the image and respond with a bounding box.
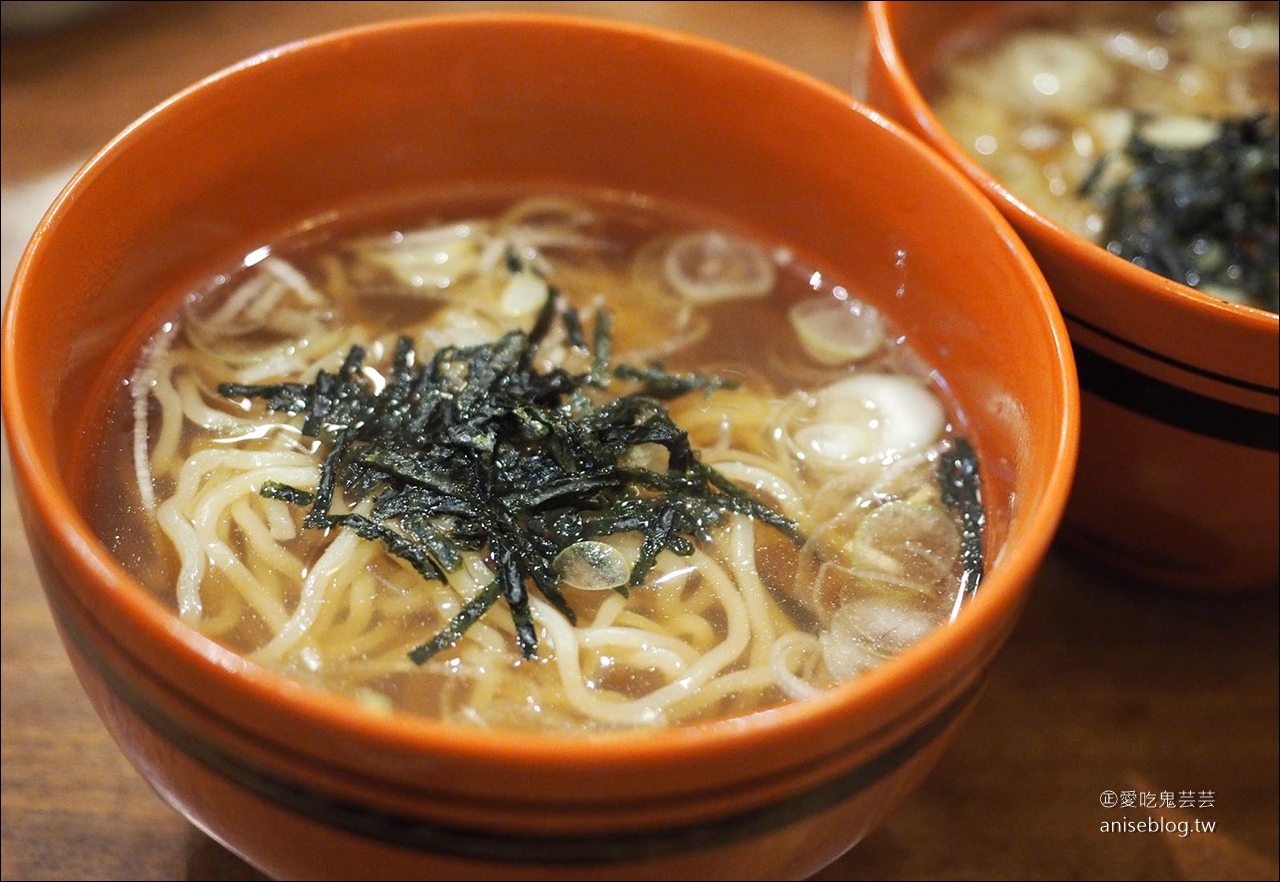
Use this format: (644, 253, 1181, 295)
(2, 3, 1276, 880)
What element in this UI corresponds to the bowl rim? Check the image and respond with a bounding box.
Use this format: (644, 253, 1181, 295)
(865, 0, 1280, 338)
(2, 10, 1080, 772)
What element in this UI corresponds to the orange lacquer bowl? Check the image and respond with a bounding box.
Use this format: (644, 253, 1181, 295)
(865, 0, 1279, 592)
(2, 14, 1078, 880)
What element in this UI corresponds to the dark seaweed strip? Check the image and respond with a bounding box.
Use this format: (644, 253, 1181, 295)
(590, 397, 695, 471)
(398, 514, 464, 573)
(630, 502, 682, 587)
(259, 481, 315, 506)
(329, 513, 446, 583)
(303, 428, 357, 530)
(407, 580, 503, 664)
(356, 444, 474, 498)
(503, 473, 622, 512)
(491, 523, 577, 624)
(490, 539, 537, 657)
(375, 485, 488, 547)
(937, 436, 984, 597)
(614, 363, 739, 399)
(562, 308, 588, 350)
(587, 310, 613, 388)
(301, 368, 337, 438)
(218, 381, 310, 414)
(524, 280, 560, 350)
(695, 462, 805, 543)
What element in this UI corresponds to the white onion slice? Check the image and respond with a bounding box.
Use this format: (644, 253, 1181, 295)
(498, 271, 550, 317)
(849, 498, 962, 585)
(788, 296, 885, 364)
(797, 374, 945, 467)
(995, 33, 1116, 114)
(821, 598, 937, 681)
(663, 230, 775, 303)
(1138, 115, 1220, 150)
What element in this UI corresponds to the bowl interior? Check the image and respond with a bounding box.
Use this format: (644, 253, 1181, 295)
(2, 13, 1078, 774)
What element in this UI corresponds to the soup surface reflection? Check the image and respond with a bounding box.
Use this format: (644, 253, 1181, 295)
(88, 191, 984, 731)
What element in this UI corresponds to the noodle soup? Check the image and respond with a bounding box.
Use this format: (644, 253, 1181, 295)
(87, 191, 984, 732)
(929, 1, 1279, 312)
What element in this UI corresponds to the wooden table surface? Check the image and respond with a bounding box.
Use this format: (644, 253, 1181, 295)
(2, 3, 1277, 880)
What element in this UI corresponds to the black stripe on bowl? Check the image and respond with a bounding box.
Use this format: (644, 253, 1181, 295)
(1065, 312, 1278, 398)
(1070, 342, 1278, 452)
(50, 584, 986, 866)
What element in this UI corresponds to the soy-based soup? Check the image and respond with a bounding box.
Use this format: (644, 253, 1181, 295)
(930, 1, 1279, 312)
(88, 191, 984, 731)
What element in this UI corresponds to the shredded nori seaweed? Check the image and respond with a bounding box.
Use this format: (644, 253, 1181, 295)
(218, 252, 991, 666)
(218, 275, 803, 662)
(1080, 114, 1279, 312)
(937, 436, 984, 598)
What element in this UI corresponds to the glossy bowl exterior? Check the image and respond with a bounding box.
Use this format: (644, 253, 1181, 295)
(864, 0, 1280, 592)
(2, 14, 1078, 880)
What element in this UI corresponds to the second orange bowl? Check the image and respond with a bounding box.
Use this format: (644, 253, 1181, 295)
(864, 0, 1279, 592)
